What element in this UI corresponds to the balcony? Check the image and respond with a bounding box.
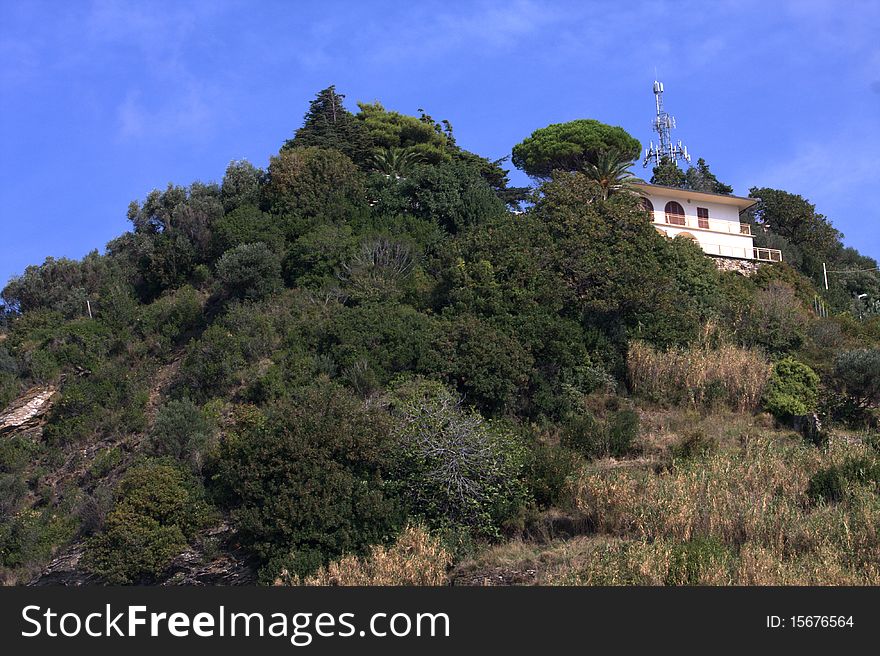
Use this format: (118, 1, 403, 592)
(696, 242, 783, 262)
(650, 211, 752, 235)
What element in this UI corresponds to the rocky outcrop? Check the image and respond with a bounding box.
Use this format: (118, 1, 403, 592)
(0, 385, 57, 439)
(29, 522, 257, 586)
(27, 543, 99, 586)
(161, 523, 258, 586)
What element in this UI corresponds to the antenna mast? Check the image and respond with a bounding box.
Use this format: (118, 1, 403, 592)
(643, 80, 691, 167)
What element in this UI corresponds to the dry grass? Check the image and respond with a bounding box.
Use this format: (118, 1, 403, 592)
(277, 525, 452, 586)
(453, 418, 880, 586)
(627, 341, 770, 412)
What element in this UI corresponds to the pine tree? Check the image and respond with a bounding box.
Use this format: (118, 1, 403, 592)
(684, 158, 733, 194)
(284, 86, 372, 166)
(650, 156, 686, 187)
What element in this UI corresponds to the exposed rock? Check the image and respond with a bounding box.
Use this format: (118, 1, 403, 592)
(29, 522, 257, 586)
(0, 385, 57, 439)
(28, 543, 99, 586)
(161, 523, 258, 586)
(710, 256, 761, 276)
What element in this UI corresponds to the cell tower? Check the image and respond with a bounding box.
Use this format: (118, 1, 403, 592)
(643, 80, 691, 168)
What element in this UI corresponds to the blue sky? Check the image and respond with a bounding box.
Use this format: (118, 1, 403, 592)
(1, 0, 878, 288)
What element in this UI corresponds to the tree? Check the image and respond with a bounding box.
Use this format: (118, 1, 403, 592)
(684, 158, 733, 194)
(745, 188, 843, 276)
(284, 86, 372, 166)
(581, 151, 639, 200)
(833, 349, 880, 409)
(215, 243, 282, 301)
(531, 171, 704, 348)
(370, 146, 426, 178)
(357, 101, 451, 163)
(512, 119, 641, 179)
(398, 161, 506, 233)
(220, 160, 263, 212)
(650, 156, 686, 187)
(264, 146, 367, 235)
(388, 378, 527, 538)
(763, 358, 820, 419)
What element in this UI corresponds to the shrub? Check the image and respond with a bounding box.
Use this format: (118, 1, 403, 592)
(627, 341, 770, 412)
(177, 324, 246, 401)
(0, 502, 80, 572)
(139, 285, 203, 351)
(84, 461, 213, 584)
(807, 457, 880, 504)
(214, 384, 403, 581)
(147, 399, 212, 471)
(763, 358, 820, 420)
(282, 525, 451, 586)
(561, 409, 639, 459)
(525, 441, 580, 508)
(388, 379, 528, 538)
(264, 146, 367, 233)
(215, 243, 282, 301)
(670, 429, 718, 461)
(43, 360, 148, 444)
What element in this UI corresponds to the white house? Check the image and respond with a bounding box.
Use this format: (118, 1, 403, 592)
(634, 182, 782, 263)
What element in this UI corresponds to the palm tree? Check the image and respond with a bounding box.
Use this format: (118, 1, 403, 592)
(581, 151, 640, 200)
(371, 147, 426, 179)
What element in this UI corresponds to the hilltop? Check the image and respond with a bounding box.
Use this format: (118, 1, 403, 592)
(1, 87, 878, 586)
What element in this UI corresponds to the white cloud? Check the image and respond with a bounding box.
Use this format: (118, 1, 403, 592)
(116, 86, 215, 141)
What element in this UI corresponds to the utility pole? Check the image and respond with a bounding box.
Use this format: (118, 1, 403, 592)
(86, 299, 93, 319)
(823, 262, 829, 291)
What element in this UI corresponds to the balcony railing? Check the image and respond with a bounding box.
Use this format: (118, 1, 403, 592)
(696, 242, 783, 262)
(651, 212, 752, 235)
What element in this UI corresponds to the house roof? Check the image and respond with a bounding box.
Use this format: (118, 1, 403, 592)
(632, 181, 757, 211)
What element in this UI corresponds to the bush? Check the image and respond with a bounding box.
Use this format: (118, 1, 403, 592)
(763, 358, 820, 420)
(807, 457, 880, 504)
(43, 360, 148, 444)
(214, 383, 403, 581)
(215, 243, 282, 301)
(147, 399, 212, 471)
(426, 314, 533, 415)
(388, 379, 528, 538)
(670, 429, 718, 461)
(525, 441, 580, 508)
(741, 282, 811, 355)
(139, 285, 203, 351)
(177, 324, 246, 401)
(84, 461, 213, 583)
(561, 408, 639, 459)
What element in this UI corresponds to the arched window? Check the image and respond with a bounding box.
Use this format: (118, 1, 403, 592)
(665, 201, 686, 226)
(677, 232, 698, 242)
(642, 197, 654, 214)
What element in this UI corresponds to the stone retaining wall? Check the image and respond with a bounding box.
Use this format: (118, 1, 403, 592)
(710, 256, 761, 276)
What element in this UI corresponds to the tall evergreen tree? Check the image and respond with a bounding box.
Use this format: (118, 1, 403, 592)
(684, 158, 733, 194)
(649, 156, 686, 187)
(285, 86, 372, 166)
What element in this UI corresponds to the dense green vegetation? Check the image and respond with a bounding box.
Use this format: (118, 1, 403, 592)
(1, 86, 878, 585)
